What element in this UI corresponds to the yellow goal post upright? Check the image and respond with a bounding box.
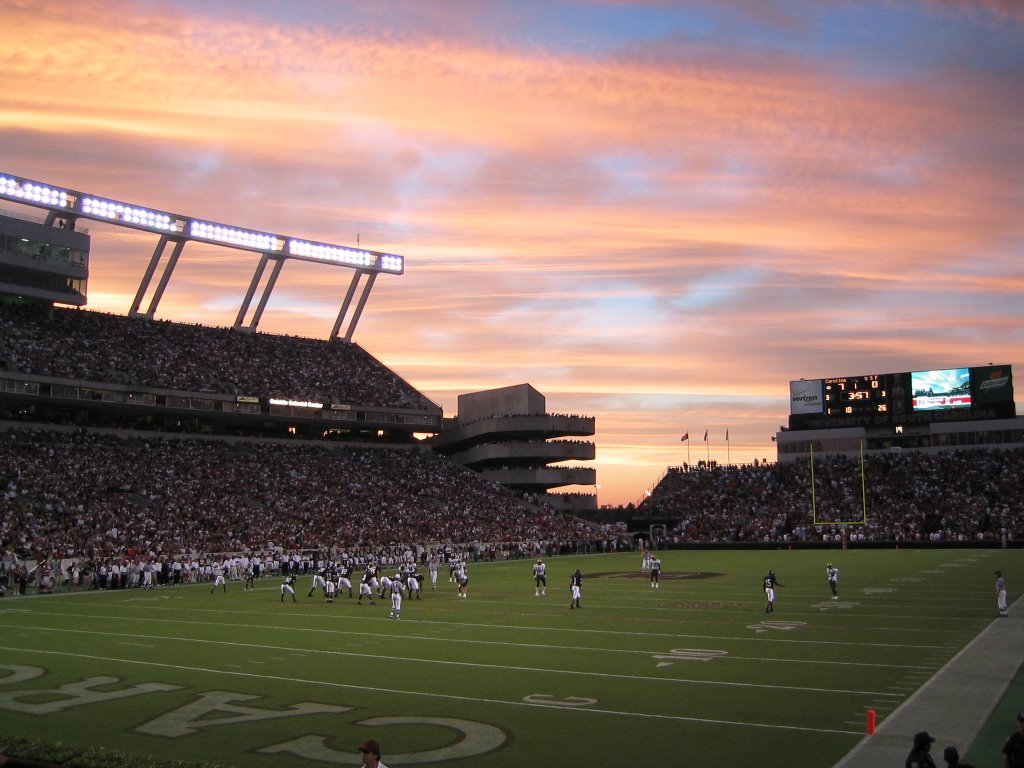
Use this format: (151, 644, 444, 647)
(809, 441, 868, 526)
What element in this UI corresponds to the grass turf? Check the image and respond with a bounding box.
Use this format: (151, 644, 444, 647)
(0, 547, 1019, 767)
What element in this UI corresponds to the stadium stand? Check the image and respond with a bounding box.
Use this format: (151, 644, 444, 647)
(639, 452, 1024, 545)
(0, 303, 433, 410)
(0, 426, 613, 564)
(0, 303, 621, 588)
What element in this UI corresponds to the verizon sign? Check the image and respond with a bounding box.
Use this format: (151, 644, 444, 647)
(790, 379, 823, 414)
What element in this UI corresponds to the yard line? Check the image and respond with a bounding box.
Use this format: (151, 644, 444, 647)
(19, 603, 956, 650)
(0, 612, 934, 670)
(0, 625, 906, 697)
(0, 644, 865, 736)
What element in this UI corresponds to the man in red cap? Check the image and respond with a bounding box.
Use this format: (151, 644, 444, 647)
(359, 738, 387, 768)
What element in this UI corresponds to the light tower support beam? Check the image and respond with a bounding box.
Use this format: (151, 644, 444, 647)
(331, 269, 377, 342)
(234, 254, 285, 333)
(130, 235, 186, 319)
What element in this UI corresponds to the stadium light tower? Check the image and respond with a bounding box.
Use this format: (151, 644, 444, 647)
(0, 172, 405, 341)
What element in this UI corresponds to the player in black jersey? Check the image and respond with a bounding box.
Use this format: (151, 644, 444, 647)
(280, 574, 297, 602)
(338, 562, 354, 598)
(308, 567, 327, 598)
(357, 568, 377, 606)
(763, 570, 783, 613)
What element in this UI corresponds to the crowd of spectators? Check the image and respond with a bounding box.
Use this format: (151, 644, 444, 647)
(2, 301, 1020, 590)
(0, 426, 615, 568)
(642, 450, 1024, 545)
(0, 303, 434, 410)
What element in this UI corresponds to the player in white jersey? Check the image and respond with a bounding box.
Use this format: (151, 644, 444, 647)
(389, 573, 404, 619)
(280, 575, 297, 602)
(211, 567, 227, 594)
(641, 550, 653, 573)
(826, 563, 839, 599)
(455, 562, 469, 598)
(428, 557, 439, 591)
(533, 559, 547, 596)
(996, 570, 1008, 617)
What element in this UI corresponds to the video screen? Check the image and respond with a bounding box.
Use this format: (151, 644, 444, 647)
(911, 368, 971, 411)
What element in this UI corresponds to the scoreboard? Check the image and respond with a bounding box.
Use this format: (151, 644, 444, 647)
(823, 375, 890, 418)
(790, 364, 1014, 429)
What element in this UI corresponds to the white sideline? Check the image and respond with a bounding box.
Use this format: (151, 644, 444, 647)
(832, 594, 1024, 767)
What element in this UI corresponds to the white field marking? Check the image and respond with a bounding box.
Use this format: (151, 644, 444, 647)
(123, 596, 179, 602)
(38, 582, 991, 604)
(522, 694, 597, 706)
(118, 642, 155, 648)
(812, 601, 858, 610)
(11, 605, 960, 651)
(32, 591, 998, 627)
(0, 624, 906, 698)
(0, 644, 865, 735)
(473, 596, 988, 616)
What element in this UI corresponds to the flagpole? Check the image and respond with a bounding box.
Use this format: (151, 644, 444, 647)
(687, 432, 691, 465)
(726, 429, 730, 465)
(705, 430, 710, 466)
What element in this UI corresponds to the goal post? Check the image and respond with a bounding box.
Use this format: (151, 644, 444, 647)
(810, 441, 868, 526)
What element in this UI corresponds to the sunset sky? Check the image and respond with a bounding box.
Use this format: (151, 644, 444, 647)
(2, 0, 1022, 507)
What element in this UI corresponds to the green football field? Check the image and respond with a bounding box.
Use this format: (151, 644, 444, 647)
(1, 547, 1019, 767)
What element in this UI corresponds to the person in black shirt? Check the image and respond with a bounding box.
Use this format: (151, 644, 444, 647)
(941, 745, 975, 768)
(906, 731, 937, 768)
(1003, 712, 1024, 768)
(569, 569, 582, 609)
(280, 575, 297, 603)
(763, 570, 783, 613)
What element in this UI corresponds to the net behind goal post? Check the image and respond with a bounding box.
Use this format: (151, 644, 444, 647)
(809, 441, 868, 526)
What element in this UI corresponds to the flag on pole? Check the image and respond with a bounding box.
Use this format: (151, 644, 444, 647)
(681, 433, 689, 441)
(703, 430, 708, 442)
